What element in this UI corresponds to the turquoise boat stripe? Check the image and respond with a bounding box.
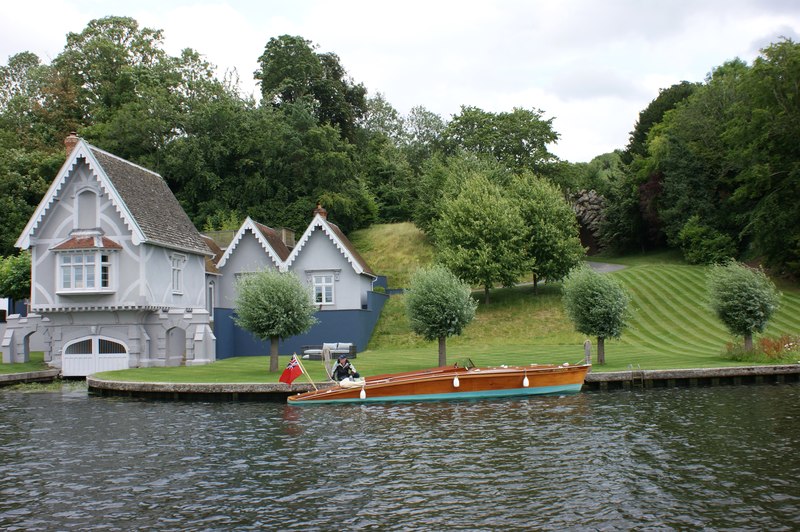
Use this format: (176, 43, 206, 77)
(289, 383, 583, 406)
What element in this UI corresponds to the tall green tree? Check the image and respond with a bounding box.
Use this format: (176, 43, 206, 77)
(234, 269, 318, 372)
(255, 35, 367, 141)
(728, 39, 800, 274)
(623, 81, 698, 164)
(0, 52, 53, 145)
(443, 106, 559, 174)
(434, 174, 529, 303)
(413, 152, 513, 235)
(405, 265, 477, 366)
(0, 252, 31, 302)
(357, 131, 415, 222)
(646, 60, 747, 250)
(361, 92, 404, 142)
(562, 266, 630, 364)
(0, 139, 60, 255)
(52, 16, 167, 123)
(707, 261, 780, 351)
(401, 105, 445, 173)
(511, 174, 585, 291)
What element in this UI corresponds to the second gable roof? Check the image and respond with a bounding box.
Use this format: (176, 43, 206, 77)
(216, 217, 291, 269)
(284, 213, 376, 278)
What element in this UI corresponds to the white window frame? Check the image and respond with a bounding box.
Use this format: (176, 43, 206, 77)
(207, 279, 215, 320)
(171, 253, 186, 294)
(313, 273, 335, 305)
(57, 251, 116, 294)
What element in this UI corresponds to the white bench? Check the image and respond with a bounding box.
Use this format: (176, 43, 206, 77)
(302, 342, 357, 360)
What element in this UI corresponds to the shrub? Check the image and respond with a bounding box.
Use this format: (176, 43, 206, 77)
(724, 334, 800, 362)
(707, 261, 781, 351)
(678, 215, 736, 265)
(405, 264, 477, 366)
(234, 269, 317, 372)
(562, 266, 630, 364)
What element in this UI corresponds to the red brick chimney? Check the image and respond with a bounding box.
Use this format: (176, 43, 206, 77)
(313, 202, 327, 219)
(64, 131, 79, 157)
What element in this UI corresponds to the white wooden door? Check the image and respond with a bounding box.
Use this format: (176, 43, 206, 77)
(62, 337, 129, 376)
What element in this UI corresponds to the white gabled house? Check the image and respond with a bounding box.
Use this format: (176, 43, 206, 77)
(215, 216, 292, 309)
(1, 135, 388, 374)
(213, 204, 388, 358)
(1, 134, 216, 376)
(284, 204, 376, 310)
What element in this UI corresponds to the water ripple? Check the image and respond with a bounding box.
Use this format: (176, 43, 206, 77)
(1, 385, 799, 530)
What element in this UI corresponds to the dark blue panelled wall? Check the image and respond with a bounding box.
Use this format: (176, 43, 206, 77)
(214, 283, 389, 359)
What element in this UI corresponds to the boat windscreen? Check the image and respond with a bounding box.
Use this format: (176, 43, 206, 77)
(452, 357, 475, 370)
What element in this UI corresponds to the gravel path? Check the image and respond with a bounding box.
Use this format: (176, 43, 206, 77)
(587, 261, 627, 273)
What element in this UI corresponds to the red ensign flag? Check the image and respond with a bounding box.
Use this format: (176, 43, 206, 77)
(279, 354, 303, 385)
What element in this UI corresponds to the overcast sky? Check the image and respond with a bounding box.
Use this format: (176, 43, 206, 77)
(3, 0, 799, 162)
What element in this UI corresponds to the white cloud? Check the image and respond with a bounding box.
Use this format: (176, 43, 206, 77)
(0, 0, 87, 62)
(2, 0, 800, 162)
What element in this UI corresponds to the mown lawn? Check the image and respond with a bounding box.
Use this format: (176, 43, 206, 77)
(0, 351, 46, 374)
(5, 244, 799, 383)
(92, 256, 800, 383)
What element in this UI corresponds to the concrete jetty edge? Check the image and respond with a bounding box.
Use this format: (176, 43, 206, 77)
(79, 364, 800, 400)
(0, 369, 61, 387)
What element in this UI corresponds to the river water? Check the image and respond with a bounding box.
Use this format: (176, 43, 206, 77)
(1, 383, 799, 531)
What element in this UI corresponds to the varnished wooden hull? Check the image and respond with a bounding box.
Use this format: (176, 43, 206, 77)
(287, 363, 590, 405)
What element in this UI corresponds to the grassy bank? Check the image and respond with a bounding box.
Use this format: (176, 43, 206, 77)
(0, 352, 46, 374)
(94, 254, 800, 383)
(349, 222, 434, 288)
(5, 223, 800, 383)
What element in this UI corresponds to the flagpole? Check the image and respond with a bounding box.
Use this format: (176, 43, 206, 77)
(293, 354, 318, 391)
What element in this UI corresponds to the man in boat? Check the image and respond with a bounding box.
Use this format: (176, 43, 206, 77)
(330, 354, 360, 382)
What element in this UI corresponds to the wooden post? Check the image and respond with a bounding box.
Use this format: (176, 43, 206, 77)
(294, 355, 318, 391)
(583, 339, 592, 367)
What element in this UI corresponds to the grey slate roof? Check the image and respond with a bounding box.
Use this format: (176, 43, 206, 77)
(89, 146, 210, 256)
(252, 221, 291, 262)
(326, 221, 376, 277)
(200, 235, 223, 275)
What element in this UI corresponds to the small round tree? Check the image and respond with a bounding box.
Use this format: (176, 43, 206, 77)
(562, 266, 630, 364)
(405, 264, 478, 366)
(234, 269, 318, 372)
(707, 261, 780, 351)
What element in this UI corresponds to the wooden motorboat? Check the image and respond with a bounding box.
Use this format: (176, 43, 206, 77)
(287, 358, 590, 405)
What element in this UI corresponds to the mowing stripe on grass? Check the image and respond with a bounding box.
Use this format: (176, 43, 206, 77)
(616, 267, 725, 351)
(621, 267, 724, 335)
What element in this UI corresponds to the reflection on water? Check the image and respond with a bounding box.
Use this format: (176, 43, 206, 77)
(1, 384, 799, 530)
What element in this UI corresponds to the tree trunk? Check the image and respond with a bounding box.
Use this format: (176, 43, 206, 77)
(484, 285, 491, 304)
(533, 272, 538, 295)
(744, 334, 753, 352)
(438, 336, 447, 367)
(597, 336, 606, 365)
(270, 336, 279, 372)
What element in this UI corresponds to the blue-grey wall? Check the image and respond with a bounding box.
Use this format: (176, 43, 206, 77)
(215, 280, 388, 359)
(10, 299, 26, 317)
